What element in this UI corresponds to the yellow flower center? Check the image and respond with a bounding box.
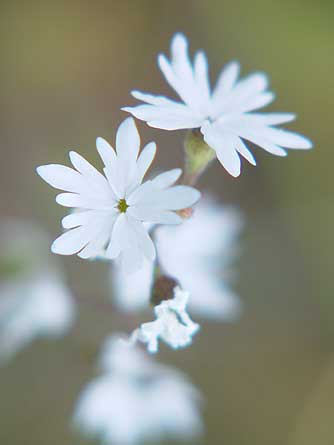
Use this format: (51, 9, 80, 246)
(117, 198, 129, 213)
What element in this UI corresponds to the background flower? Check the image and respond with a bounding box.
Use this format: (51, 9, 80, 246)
(110, 197, 243, 321)
(0, 220, 75, 364)
(73, 335, 203, 444)
(134, 287, 200, 353)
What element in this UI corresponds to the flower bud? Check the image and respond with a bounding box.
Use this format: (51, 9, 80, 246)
(184, 128, 215, 185)
(151, 274, 180, 306)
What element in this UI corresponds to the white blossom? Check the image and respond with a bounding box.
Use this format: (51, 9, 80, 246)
(73, 335, 203, 445)
(37, 117, 200, 274)
(123, 33, 313, 177)
(110, 197, 242, 320)
(135, 287, 199, 353)
(0, 220, 75, 364)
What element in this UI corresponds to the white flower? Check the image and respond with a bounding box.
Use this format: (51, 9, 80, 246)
(73, 335, 203, 445)
(37, 117, 200, 274)
(0, 220, 75, 364)
(110, 254, 153, 312)
(123, 33, 313, 177)
(135, 287, 199, 353)
(110, 197, 242, 321)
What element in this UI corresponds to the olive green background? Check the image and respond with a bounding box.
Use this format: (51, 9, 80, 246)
(0, 0, 333, 444)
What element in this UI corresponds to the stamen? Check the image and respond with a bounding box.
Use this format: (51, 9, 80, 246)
(117, 198, 129, 213)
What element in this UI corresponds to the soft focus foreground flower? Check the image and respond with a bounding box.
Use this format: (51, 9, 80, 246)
(124, 33, 312, 177)
(37, 117, 200, 274)
(0, 220, 75, 364)
(134, 287, 199, 353)
(74, 335, 203, 445)
(110, 197, 242, 320)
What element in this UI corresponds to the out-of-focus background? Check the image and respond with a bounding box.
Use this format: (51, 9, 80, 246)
(0, 0, 333, 444)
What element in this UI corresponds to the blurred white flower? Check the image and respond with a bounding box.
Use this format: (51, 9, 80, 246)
(110, 255, 153, 312)
(110, 197, 243, 321)
(0, 220, 75, 364)
(134, 287, 199, 353)
(124, 33, 312, 177)
(37, 117, 200, 274)
(74, 335, 203, 445)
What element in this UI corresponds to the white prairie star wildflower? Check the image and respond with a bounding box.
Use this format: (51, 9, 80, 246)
(73, 335, 203, 445)
(37, 117, 200, 274)
(135, 287, 199, 353)
(123, 33, 313, 177)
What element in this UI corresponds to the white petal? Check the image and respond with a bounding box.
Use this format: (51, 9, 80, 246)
(110, 213, 130, 250)
(56, 192, 115, 210)
(193, 50, 210, 103)
(122, 104, 202, 131)
(158, 58, 200, 112)
(170, 33, 193, 84)
(62, 210, 98, 229)
(237, 112, 296, 126)
(36, 164, 84, 193)
(168, 33, 209, 113)
(202, 125, 241, 177)
(77, 223, 113, 259)
(254, 126, 313, 149)
(128, 206, 182, 224)
(69, 151, 110, 191)
(147, 118, 202, 131)
(51, 226, 95, 255)
(106, 219, 122, 259)
(96, 137, 116, 168)
(215, 145, 241, 177)
(115, 117, 140, 162)
(238, 132, 288, 156)
(56, 193, 83, 208)
(229, 72, 269, 105)
(126, 216, 156, 262)
(239, 92, 275, 113)
(62, 209, 117, 229)
(127, 181, 155, 205)
(136, 142, 156, 182)
(212, 61, 240, 104)
(235, 137, 256, 166)
(121, 246, 143, 275)
(131, 90, 183, 106)
(151, 169, 182, 189)
(156, 186, 201, 210)
(157, 33, 196, 109)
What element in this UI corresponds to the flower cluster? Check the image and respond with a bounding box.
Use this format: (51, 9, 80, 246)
(33, 32, 312, 445)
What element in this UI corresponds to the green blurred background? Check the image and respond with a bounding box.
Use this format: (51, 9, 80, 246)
(0, 0, 333, 444)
